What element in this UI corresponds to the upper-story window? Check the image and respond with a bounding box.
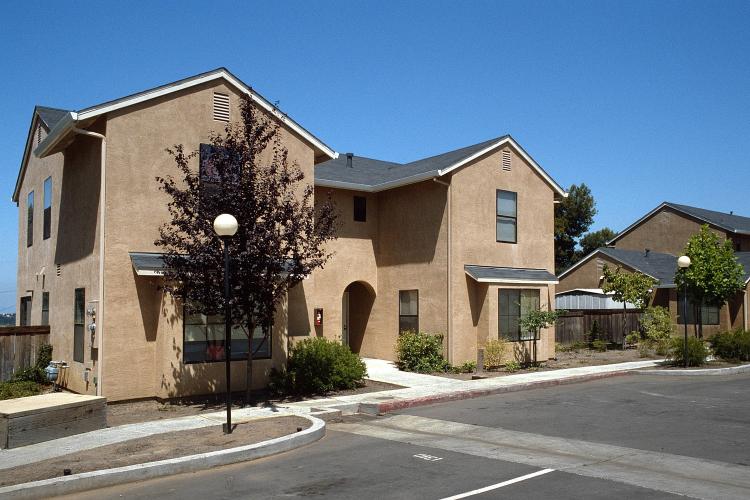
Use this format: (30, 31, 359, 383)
(496, 190, 517, 243)
(27, 191, 34, 247)
(353, 196, 366, 222)
(43, 177, 52, 240)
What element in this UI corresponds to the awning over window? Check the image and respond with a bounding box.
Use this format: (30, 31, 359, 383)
(464, 265, 558, 285)
(129, 252, 168, 276)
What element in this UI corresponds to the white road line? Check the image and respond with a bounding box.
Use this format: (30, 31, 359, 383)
(439, 469, 555, 499)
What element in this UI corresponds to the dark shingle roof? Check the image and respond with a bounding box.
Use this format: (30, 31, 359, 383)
(464, 265, 558, 283)
(315, 136, 509, 190)
(735, 252, 750, 283)
(36, 106, 70, 129)
(664, 202, 750, 234)
(597, 247, 678, 286)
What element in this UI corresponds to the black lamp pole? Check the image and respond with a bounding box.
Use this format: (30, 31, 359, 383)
(223, 237, 233, 434)
(682, 282, 688, 369)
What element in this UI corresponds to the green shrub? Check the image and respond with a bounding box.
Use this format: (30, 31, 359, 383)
(642, 307, 673, 343)
(638, 342, 651, 358)
(452, 361, 476, 374)
(556, 341, 587, 353)
(270, 338, 366, 395)
(504, 360, 520, 373)
(587, 321, 602, 345)
(395, 331, 447, 373)
(483, 338, 508, 369)
(708, 329, 750, 361)
(11, 343, 53, 384)
(591, 339, 608, 352)
(625, 332, 641, 346)
(666, 336, 709, 367)
(0, 380, 41, 400)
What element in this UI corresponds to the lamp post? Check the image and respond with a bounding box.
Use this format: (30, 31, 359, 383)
(214, 213, 238, 434)
(677, 255, 691, 368)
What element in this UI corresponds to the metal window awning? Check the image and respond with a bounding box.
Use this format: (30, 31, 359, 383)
(464, 265, 558, 285)
(129, 252, 168, 276)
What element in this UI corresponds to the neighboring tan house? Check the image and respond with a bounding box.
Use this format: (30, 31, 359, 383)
(558, 202, 750, 336)
(14, 68, 566, 401)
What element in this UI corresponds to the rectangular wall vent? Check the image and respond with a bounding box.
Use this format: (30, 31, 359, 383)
(213, 92, 230, 122)
(56, 263, 61, 277)
(502, 150, 512, 171)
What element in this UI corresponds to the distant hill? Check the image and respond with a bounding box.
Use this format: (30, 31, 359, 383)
(0, 313, 16, 326)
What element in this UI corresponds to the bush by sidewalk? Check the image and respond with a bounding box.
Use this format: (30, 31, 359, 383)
(269, 338, 366, 395)
(666, 336, 709, 367)
(395, 330, 448, 373)
(708, 329, 750, 361)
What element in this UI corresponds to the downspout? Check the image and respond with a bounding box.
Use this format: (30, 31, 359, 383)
(745, 287, 749, 331)
(433, 177, 451, 363)
(73, 128, 106, 397)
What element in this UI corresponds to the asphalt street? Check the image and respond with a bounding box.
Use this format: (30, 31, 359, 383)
(62, 373, 750, 499)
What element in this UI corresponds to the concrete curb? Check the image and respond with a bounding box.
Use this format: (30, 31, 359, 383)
(358, 370, 631, 414)
(0, 414, 325, 499)
(632, 363, 750, 376)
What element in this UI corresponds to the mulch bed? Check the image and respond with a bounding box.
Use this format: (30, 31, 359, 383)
(0, 415, 309, 488)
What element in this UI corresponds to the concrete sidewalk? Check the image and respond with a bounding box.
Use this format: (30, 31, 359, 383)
(281, 358, 662, 415)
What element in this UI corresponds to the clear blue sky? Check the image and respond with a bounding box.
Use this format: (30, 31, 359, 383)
(1, 1, 749, 312)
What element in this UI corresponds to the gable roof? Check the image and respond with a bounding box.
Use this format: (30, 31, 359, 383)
(314, 135, 567, 196)
(608, 202, 750, 245)
(558, 247, 678, 286)
(12, 106, 72, 203)
(14, 68, 337, 202)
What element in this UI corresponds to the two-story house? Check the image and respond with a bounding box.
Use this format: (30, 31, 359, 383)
(14, 68, 565, 401)
(558, 202, 750, 336)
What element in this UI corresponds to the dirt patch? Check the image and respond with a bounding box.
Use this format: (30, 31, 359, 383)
(0, 415, 309, 488)
(435, 348, 662, 380)
(107, 379, 402, 427)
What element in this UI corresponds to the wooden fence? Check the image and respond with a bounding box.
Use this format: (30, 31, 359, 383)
(0, 326, 50, 381)
(555, 310, 643, 345)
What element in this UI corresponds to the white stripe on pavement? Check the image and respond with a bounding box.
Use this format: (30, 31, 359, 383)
(440, 469, 555, 499)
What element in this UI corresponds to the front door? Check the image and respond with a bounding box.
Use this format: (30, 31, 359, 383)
(342, 290, 350, 347)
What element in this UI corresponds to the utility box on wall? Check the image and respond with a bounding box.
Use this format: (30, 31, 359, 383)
(314, 308, 323, 326)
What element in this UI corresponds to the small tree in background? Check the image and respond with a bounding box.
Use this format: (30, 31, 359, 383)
(555, 183, 596, 273)
(601, 265, 656, 346)
(579, 227, 618, 257)
(674, 225, 744, 338)
(156, 96, 338, 402)
(519, 308, 565, 365)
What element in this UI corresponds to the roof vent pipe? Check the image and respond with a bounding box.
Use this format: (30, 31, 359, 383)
(645, 248, 650, 257)
(346, 153, 353, 168)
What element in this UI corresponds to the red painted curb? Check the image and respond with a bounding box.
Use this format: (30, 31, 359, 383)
(361, 370, 631, 415)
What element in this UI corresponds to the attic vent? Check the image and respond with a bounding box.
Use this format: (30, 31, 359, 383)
(595, 258, 604, 274)
(213, 92, 230, 122)
(501, 150, 511, 171)
(37, 124, 42, 146)
(56, 264, 61, 277)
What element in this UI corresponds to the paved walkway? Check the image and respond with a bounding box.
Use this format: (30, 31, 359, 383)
(0, 358, 660, 472)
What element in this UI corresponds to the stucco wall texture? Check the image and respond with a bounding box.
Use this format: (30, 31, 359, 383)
(17, 77, 560, 401)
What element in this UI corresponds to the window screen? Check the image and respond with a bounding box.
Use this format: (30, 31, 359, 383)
(496, 190, 517, 243)
(43, 177, 52, 240)
(183, 307, 271, 363)
(41, 292, 49, 326)
(499, 289, 540, 341)
(74, 288, 85, 362)
(677, 294, 720, 325)
(353, 196, 366, 222)
(399, 290, 419, 333)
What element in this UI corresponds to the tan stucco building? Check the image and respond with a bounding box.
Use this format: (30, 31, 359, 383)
(557, 202, 750, 337)
(14, 68, 565, 401)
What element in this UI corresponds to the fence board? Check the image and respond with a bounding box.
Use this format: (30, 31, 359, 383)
(0, 326, 50, 381)
(556, 310, 643, 345)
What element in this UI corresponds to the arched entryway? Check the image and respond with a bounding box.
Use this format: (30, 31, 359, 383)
(342, 281, 376, 354)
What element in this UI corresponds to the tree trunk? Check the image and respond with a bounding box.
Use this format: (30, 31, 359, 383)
(244, 320, 255, 406)
(697, 301, 703, 339)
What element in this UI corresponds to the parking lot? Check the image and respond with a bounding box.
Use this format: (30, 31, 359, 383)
(67, 373, 750, 499)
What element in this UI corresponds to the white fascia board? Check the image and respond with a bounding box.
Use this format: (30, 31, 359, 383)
(314, 179, 376, 192)
(464, 270, 558, 285)
(437, 136, 568, 198)
(134, 269, 164, 277)
(36, 70, 337, 161)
